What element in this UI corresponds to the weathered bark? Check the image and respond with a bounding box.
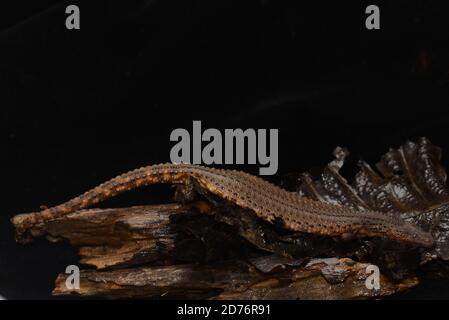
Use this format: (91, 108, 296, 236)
(53, 256, 417, 299)
(21, 204, 186, 269)
(12, 204, 418, 299)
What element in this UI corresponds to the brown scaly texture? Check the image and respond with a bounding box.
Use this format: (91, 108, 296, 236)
(11, 163, 434, 247)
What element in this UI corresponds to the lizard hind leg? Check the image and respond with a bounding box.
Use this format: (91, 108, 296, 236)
(173, 177, 198, 203)
(172, 177, 215, 215)
(173, 176, 221, 204)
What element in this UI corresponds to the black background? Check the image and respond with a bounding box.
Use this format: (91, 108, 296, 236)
(1, 0, 449, 299)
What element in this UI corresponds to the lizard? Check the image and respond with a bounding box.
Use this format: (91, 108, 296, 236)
(11, 163, 434, 247)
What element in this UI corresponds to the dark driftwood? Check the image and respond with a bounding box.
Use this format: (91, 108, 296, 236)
(53, 256, 417, 299)
(12, 204, 418, 299)
(23, 204, 184, 269)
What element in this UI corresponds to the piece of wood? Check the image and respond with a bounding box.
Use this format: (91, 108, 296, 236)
(12, 204, 419, 299)
(20, 204, 187, 269)
(14, 203, 266, 270)
(53, 257, 417, 299)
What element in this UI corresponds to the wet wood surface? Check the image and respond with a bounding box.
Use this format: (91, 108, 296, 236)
(14, 204, 418, 299)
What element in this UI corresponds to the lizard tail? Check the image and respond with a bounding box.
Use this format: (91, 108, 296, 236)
(11, 163, 190, 240)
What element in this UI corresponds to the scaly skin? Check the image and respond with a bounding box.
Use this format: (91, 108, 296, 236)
(12, 163, 434, 247)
